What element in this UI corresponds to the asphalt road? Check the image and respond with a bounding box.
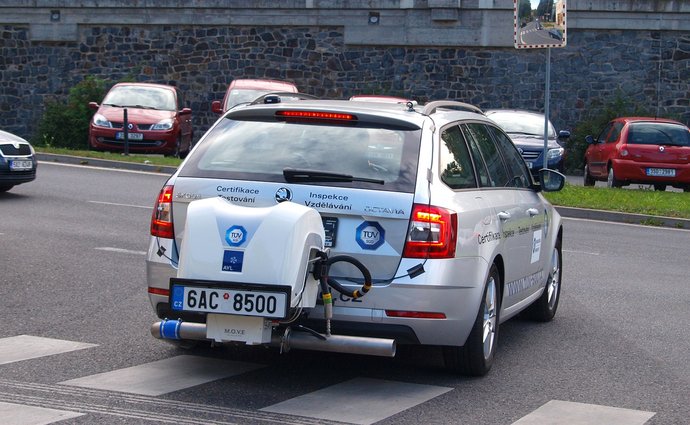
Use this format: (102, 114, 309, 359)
(0, 162, 688, 424)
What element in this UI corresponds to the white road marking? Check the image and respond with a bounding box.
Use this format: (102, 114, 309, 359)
(60, 355, 263, 396)
(0, 401, 84, 425)
(261, 377, 452, 425)
(563, 249, 600, 256)
(38, 160, 169, 176)
(0, 335, 97, 366)
(512, 400, 655, 425)
(88, 200, 150, 209)
(94, 247, 147, 256)
(562, 216, 690, 232)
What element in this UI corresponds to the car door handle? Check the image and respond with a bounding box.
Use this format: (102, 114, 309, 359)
(498, 211, 511, 221)
(526, 208, 539, 216)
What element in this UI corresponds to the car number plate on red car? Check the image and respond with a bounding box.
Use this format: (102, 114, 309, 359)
(116, 132, 144, 140)
(9, 160, 33, 171)
(646, 168, 675, 177)
(169, 279, 290, 319)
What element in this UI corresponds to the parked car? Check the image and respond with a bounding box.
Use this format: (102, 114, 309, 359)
(485, 109, 570, 177)
(88, 82, 193, 158)
(146, 98, 565, 376)
(584, 117, 690, 191)
(211, 79, 298, 114)
(0, 129, 37, 192)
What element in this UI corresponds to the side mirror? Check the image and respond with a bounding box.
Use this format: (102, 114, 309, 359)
(179, 107, 192, 115)
(558, 130, 570, 139)
(211, 101, 223, 114)
(585, 135, 595, 145)
(539, 168, 565, 192)
(88, 102, 99, 111)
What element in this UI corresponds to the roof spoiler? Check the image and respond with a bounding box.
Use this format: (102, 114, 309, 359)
(250, 92, 320, 105)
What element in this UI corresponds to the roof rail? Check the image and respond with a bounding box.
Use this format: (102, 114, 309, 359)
(421, 101, 484, 116)
(250, 92, 319, 105)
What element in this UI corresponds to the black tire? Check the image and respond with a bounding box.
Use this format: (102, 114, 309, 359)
(653, 184, 666, 192)
(583, 163, 595, 187)
(443, 264, 500, 376)
(0, 184, 14, 192)
(607, 166, 622, 188)
(166, 136, 182, 158)
(526, 239, 562, 322)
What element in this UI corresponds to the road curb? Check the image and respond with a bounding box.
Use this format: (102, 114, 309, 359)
(36, 153, 178, 175)
(555, 206, 689, 229)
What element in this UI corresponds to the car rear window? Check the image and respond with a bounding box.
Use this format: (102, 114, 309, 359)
(179, 117, 421, 193)
(627, 122, 690, 146)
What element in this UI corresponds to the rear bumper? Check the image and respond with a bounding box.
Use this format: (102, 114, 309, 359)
(613, 159, 690, 186)
(147, 254, 490, 348)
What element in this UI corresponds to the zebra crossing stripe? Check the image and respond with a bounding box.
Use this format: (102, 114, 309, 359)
(0, 401, 84, 425)
(59, 355, 263, 396)
(261, 377, 452, 425)
(0, 335, 97, 365)
(511, 400, 655, 425)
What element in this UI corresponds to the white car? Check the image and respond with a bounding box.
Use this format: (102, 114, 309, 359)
(0, 129, 37, 192)
(146, 98, 565, 376)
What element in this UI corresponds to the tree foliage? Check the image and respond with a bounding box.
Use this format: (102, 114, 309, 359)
(33, 76, 109, 149)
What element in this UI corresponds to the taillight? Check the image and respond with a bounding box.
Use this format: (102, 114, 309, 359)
(275, 110, 357, 121)
(151, 185, 174, 239)
(402, 204, 457, 259)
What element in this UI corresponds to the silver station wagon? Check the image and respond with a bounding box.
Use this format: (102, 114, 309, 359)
(146, 96, 565, 376)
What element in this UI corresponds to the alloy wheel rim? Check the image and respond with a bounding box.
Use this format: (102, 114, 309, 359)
(482, 277, 497, 359)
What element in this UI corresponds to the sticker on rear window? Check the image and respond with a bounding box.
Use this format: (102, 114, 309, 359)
(356, 221, 385, 250)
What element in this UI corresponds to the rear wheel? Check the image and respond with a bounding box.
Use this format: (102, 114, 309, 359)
(526, 239, 562, 322)
(653, 184, 666, 192)
(444, 264, 500, 376)
(0, 184, 14, 192)
(583, 163, 595, 186)
(607, 166, 622, 188)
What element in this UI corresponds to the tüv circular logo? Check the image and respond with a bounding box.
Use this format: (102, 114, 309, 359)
(356, 221, 385, 250)
(225, 225, 247, 247)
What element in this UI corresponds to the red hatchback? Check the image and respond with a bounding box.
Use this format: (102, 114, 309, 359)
(211, 79, 298, 114)
(584, 117, 690, 191)
(88, 83, 193, 157)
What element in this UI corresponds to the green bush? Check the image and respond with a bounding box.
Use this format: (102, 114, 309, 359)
(33, 76, 109, 149)
(564, 93, 650, 174)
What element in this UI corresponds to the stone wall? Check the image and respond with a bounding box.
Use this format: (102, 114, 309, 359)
(0, 1, 688, 144)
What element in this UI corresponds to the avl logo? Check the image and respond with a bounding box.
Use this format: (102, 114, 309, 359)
(356, 221, 385, 250)
(225, 225, 247, 247)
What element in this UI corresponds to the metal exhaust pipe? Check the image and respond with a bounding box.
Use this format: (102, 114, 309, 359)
(151, 320, 396, 357)
(272, 329, 396, 358)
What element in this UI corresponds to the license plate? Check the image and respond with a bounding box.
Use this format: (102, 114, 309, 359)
(9, 160, 33, 171)
(115, 132, 144, 140)
(169, 279, 290, 319)
(646, 168, 675, 177)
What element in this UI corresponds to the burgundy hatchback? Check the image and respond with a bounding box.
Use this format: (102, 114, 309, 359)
(88, 83, 193, 158)
(584, 117, 690, 191)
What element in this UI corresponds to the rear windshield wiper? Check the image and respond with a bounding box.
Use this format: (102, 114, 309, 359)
(283, 168, 384, 185)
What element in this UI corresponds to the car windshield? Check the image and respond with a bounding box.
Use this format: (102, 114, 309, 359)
(180, 117, 421, 192)
(627, 122, 690, 146)
(103, 86, 176, 111)
(488, 112, 556, 138)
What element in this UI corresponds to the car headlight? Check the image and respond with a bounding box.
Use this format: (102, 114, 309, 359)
(93, 113, 112, 128)
(152, 119, 174, 131)
(547, 147, 564, 160)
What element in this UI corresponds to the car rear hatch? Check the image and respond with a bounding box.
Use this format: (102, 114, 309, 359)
(625, 122, 690, 165)
(170, 103, 424, 283)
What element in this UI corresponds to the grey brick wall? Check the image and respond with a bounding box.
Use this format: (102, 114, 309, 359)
(0, 1, 688, 144)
